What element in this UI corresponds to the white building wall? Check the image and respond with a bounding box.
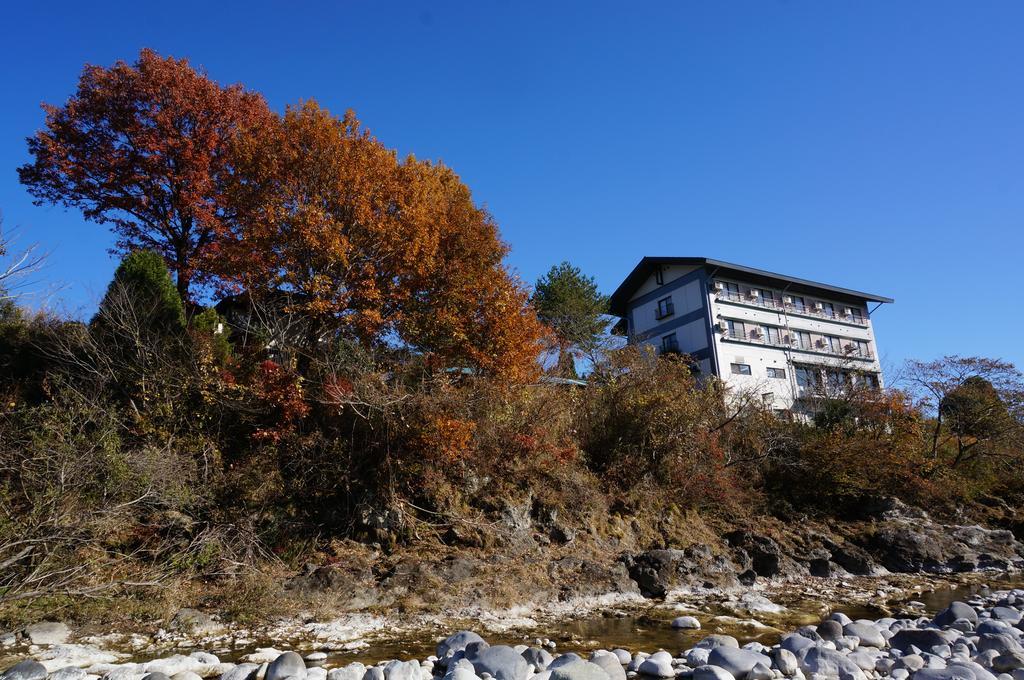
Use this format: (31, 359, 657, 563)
(625, 267, 886, 413)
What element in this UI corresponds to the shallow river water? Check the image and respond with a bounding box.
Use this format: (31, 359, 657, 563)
(262, 578, 1016, 666)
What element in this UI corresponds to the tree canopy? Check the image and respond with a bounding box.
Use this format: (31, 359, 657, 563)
(532, 261, 608, 375)
(19, 49, 274, 301)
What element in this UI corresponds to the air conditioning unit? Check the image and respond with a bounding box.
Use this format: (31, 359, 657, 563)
(814, 302, 824, 311)
(748, 289, 760, 298)
(716, 321, 729, 332)
(843, 307, 853, 317)
(714, 281, 725, 291)
(815, 338, 827, 348)
(749, 328, 762, 339)
(782, 296, 793, 305)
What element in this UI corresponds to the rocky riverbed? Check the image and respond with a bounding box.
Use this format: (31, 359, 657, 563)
(3, 579, 1024, 680)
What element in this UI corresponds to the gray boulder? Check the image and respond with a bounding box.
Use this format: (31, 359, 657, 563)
(587, 652, 625, 680)
(266, 653, 306, 680)
(636, 657, 673, 678)
(672, 617, 701, 630)
(221, 664, 260, 680)
(696, 636, 740, 650)
(383, 661, 419, 680)
(329, 665, 367, 680)
(890, 629, 956, 653)
(994, 653, 1024, 673)
(770, 648, 798, 676)
(438, 633, 487, 664)
(469, 646, 530, 680)
(548, 655, 583, 671)
(913, 669, 977, 680)
(51, 669, 87, 680)
(817, 620, 844, 641)
(706, 647, 767, 679)
(521, 649, 553, 671)
(692, 667, 734, 680)
(24, 622, 71, 646)
(936, 603, 980, 627)
(548, 661, 611, 680)
(799, 646, 866, 680)
(844, 622, 886, 648)
(142, 674, 172, 680)
(1, 661, 48, 680)
(980, 634, 1023, 655)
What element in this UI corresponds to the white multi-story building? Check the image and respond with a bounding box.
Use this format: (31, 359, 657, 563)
(608, 257, 893, 414)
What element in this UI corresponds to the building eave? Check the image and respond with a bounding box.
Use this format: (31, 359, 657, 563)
(608, 256, 894, 317)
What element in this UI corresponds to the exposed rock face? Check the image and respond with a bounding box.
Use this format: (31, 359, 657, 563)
(620, 545, 742, 597)
(22, 623, 70, 646)
(862, 515, 1024, 574)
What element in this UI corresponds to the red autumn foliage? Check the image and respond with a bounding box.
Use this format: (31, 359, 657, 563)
(18, 49, 274, 300)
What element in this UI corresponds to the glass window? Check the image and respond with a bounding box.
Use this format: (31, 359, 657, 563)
(862, 373, 880, 389)
(766, 367, 786, 379)
(731, 363, 752, 375)
(761, 289, 778, 307)
(726, 319, 748, 339)
(820, 302, 835, 318)
(795, 365, 819, 388)
(790, 296, 806, 312)
(826, 369, 844, 390)
(848, 307, 864, 322)
(655, 268, 664, 285)
(656, 296, 674, 319)
(826, 336, 841, 353)
(796, 331, 812, 349)
(661, 333, 678, 354)
(763, 326, 782, 344)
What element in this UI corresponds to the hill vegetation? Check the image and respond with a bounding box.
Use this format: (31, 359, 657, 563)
(0, 49, 1022, 626)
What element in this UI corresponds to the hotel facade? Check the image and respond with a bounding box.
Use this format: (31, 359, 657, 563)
(608, 257, 893, 414)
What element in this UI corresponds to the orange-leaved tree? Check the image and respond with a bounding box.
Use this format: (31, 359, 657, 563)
(18, 49, 274, 301)
(220, 101, 546, 380)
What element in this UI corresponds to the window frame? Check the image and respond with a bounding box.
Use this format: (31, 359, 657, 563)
(661, 332, 679, 354)
(730, 362, 752, 376)
(766, 366, 786, 379)
(655, 295, 674, 320)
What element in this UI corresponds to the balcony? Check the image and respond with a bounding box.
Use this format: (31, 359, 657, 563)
(713, 287, 870, 326)
(722, 329, 875, 360)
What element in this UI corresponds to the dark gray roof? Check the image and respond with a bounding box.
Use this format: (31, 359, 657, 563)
(608, 257, 894, 316)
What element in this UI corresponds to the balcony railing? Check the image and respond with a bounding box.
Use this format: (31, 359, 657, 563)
(714, 288, 869, 325)
(723, 329, 875, 360)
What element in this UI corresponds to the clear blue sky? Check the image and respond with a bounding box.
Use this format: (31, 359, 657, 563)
(1, 1, 1022, 373)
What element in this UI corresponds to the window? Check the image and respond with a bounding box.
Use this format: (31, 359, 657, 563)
(661, 333, 679, 354)
(761, 289, 779, 308)
(790, 296, 806, 312)
(825, 336, 842, 353)
(655, 296, 674, 320)
(726, 319, 751, 340)
(851, 340, 870, 357)
(731, 363, 752, 375)
(766, 367, 786, 379)
(861, 373, 880, 390)
(796, 331, 812, 349)
(762, 325, 783, 345)
(820, 302, 835, 318)
(849, 307, 865, 322)
(826, 369, 844, 391)
(720, 281, 740, 300)
(795, 365, 819, 388)
(655, 268, 664, 285)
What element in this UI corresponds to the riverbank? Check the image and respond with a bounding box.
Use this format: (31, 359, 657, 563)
(1, 572, 1017, 671)
(2, 575, 1023, 680)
